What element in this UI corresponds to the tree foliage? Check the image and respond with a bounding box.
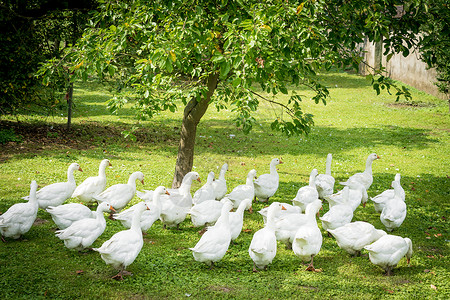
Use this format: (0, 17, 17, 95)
(417, 0, 450, 97)
(37, 0, 443, 184)
(0, 0, 95, 116)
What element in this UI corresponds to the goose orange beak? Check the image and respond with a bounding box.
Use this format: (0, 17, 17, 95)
(165, 190, 170, 195)
(78, 167, 83, 172)
(281, 205, 287, 210)
(110, 206, 116, 213)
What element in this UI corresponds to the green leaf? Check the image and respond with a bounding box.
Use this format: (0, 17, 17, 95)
(220, 61, 231, 79)
(108, 65, 115, 77)
(231, 77, 241, 88)
(165, 57, 173, 73)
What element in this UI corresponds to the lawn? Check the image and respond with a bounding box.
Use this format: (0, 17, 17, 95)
(0, 70, 449, 299)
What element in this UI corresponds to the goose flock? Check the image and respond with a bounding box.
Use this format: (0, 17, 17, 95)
(0, 154, 412, 279)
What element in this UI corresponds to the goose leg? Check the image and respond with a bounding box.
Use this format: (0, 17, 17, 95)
(305, 255, 316, 272)
(1, 235, 6, 243)
(112, 269, 124, 281)
(252, 263, 259, 272)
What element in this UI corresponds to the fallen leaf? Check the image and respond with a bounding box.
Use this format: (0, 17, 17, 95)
(430, 284, 437, 290)
(424, 269, 430, 273)
(314, 268, 323, 272)
(76, 270, 84, 274)
(427, 255, 435, 259)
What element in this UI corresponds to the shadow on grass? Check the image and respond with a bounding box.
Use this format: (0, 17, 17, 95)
(0, 116, 440, 164)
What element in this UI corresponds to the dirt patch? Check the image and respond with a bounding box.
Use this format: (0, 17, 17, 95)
(208, 285, 233, 293)
(385, 101, 436, 108)
(33, 218, 49, 226)
(298, 285, 319, 291)
(0, 120, 178, 161)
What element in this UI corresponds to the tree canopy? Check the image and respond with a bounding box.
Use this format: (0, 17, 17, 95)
(37, 0, 443, 186)
(0, 0, 95, 116)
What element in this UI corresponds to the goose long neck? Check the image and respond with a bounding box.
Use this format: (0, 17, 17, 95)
(270, 163, 278, 176)
(305, 205, 319, 225)
(219, 169, 227, 180)
(179, 181, 192, 195)
(308, 173, 316, 187)
(127, 176, 138, 190)
(364, 157, 373, 174)
(29, 184, 38, 205)
(236, 201, 247, 216)
(217, 206, 230, 227)
(67, 167, 76, 184)
(325, 154, 332, 176)
(98, 163, 107, 177)
(405, 238, 413, 260)
(95, 206, 107, 225)
(131, 208, 145, 231)
(152, 191, 161, 208)
(266, 208, 277, 230)
(393, 182, 404, 199)
(246, 177, 254, 186)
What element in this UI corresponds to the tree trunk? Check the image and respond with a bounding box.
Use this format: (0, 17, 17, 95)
(66, 81, 73, 131)
(171, 73, 219, 188)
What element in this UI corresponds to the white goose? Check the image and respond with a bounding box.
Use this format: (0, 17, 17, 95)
(23, 163, 83, 209)
(192, 172, 215, 205)
(292, 199, 323, 271)
(93, 202, 149, 280)
(274, 200, 322, 249)
(189, 201, 234, 268)
(113, 186, 170, 232)
(0, 181, 39, 241)
(325, 180, 368, 210)
(138, 172, 200, 208)
(380, 180, 407, 232)
(327, 221, 386, 256)
(319, 186, 354, 231)
(259, 203, 301, 224)
(212, 163, 228, 200)
(55, 202, 115, 251)
(341, 153, 380, 191)
(189, 198, 232, 228)
(254, 158, 283, 202)
(72, 159, 112, 203)
(292, 169, 319, 211)
(47, 203, 95, 229)
(157, 173, 200, 229)
(249, 202, 286, 272)
(229, 198, 252, 242)
(225, 169, 257, 211)
(94, 171, 144, 214)
(315, 154, 335, 199)
(364, 234, 413, 276)
(371, 173, 404, 213)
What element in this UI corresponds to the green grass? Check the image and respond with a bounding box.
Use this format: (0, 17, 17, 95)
(0, 70, 449, 299)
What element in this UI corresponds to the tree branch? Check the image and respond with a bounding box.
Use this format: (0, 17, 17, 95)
(248, 90, 296, 119)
